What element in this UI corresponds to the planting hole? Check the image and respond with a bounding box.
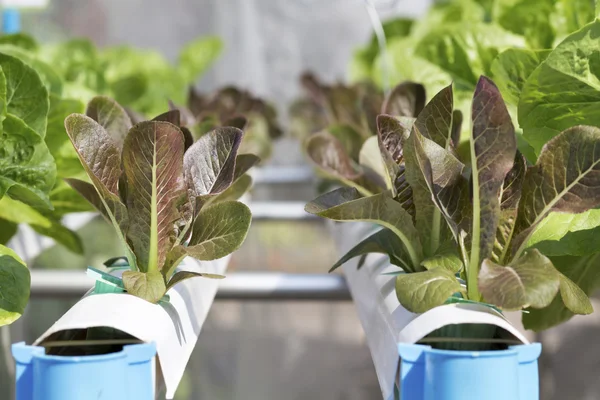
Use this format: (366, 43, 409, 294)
(40, 327, 142, 356)
(417, 324, 523, 351)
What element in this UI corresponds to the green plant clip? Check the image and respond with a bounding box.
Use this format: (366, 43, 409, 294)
(86, 266, 171, 304)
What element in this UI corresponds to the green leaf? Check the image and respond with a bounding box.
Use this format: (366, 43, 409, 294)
(0, 52, 49, 137)
(516, 130, 536, 165)
(374, 37, 453, 100)
(554, 0, 596, 37)
(420, 243, 463, 273)
(329, 228, 413, 272)
(395, 268, 464, 313)
(494, 0, 556, 49)
(370, 18, 414, 46)
(404, 122, 469, 254)
(412, 84, 455, 149)
(411, 0, 485, 35)
(41, 39, 104, 97)
(558, 272, 593, 315)
(0, 194, 83, 253)
(0, 44, 62, 95)
(0, 34, 37, 50)
(166, 270, 225, 291)
(533, 224, 600, 257)
(184, 200, 251, 261)
(490, 48, 551, 106)
(0, 195, 52, 227)
(479, 249, 560, 311)
(305, 187, 423, 269)
(122, 271, 166, 304)
(0, 114, 56, 208)
(45, 96, 85, 179)
(0, 245, 30, 326)
(492, 152, 526, 264)
(415, 23, 525, 88)
(178, 36, 223, 83)
(109, 75, 149, 108)
(208, 174, 252, 204)
(48, 179, 94, 216)
(381, 82, 426, 118)
(233, 154, 260, 182)
(523, 254, 600, 331)
(468, 76, 517, 298)
(527, 209, 600, 248)
(518, 20, 600, 155)
(184, 127, 243, 198)
(0, 219, 17, 244)
(512, 126, 600, 260)
(85, 96, 132, 151)
(122, 121, 185, 273)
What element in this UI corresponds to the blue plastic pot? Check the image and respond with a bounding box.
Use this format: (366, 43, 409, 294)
(398, 342, 541, 400)
(12, 341, 156, 400)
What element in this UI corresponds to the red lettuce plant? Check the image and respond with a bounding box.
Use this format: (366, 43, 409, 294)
(65, 96, 256, 303)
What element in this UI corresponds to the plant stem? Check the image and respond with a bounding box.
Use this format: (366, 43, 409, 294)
(468, 132, 482, 301)
(148, 148, 158, 273)
(430, 209, 441, 255)
(352, 182, 374, 197)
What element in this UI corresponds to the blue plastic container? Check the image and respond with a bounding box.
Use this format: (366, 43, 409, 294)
(2, 8, 20, 34)
(12, 341, 156, 400)
(398, 343, 541, 400)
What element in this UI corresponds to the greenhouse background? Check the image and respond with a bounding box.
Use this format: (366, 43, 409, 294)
(1, 0, 599, 399)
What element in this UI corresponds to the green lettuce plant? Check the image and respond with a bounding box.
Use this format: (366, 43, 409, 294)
(293, 73, 426, 196)
(38, 36, 223, 117)
(65, 96, 255, 303)
(353, 0, 596, 93)
(0, 50, 60, 324)
(0, 246, 30, 326)
(0, 37, 96, 253)
(306, 76, 600, 330)
(488, 18, 600, 329)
